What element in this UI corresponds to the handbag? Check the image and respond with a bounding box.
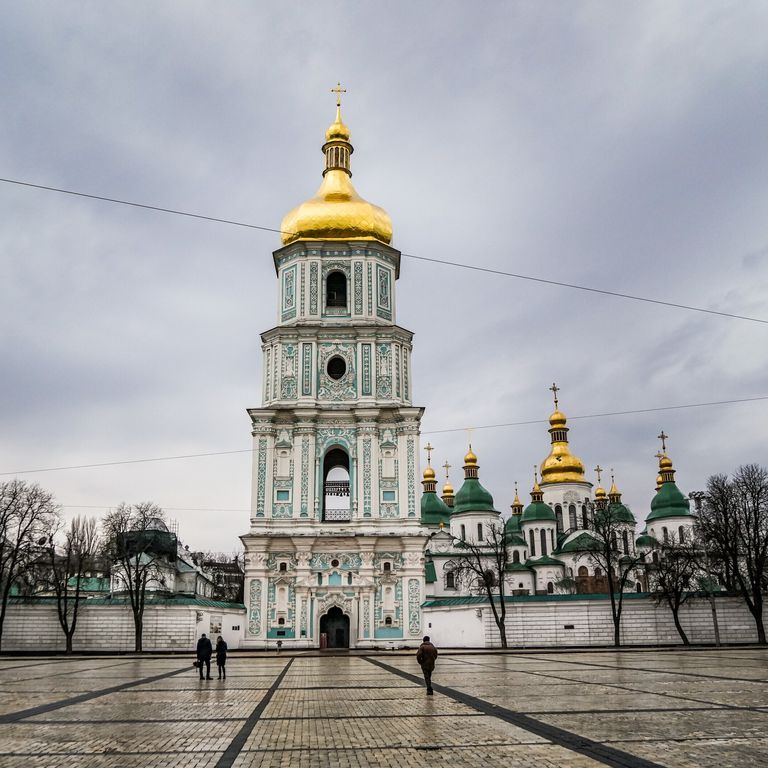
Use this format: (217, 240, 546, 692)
(193, 660, 201, 668)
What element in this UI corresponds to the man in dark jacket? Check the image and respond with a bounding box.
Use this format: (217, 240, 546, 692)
(196, 633, 213, 680)
(416, 636, 438, 695)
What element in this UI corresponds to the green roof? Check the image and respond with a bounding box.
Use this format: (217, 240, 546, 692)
(504, 514, 522, 534)
(86, 595, 245, 610)
(425, 560, 437, 584)
(521, 501, 556, 523)
(506, 534, 527, 547)
(608, 502, 635, 524)
(557, 532, 599, 553)
(66, 576, 111, 592)
(526, 555, 565, 567)
(421, 491, 452, 526)
(647, 481, 691, 521)
(422, 592, 655, 608)
(636, 533, 659, 548)
(504, 562, 533, 572)
(453, 477, 497, 515)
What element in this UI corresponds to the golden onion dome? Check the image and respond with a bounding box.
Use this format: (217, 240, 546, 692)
(540, 408, 586, 484)
(464, 447, 478, 467)
(423, 465, 436, 481)
(659, 455, 673, 470)
(655, 473, 663, 491)
(280, 103, 393, 246)
(442, 481, 454, 497)
(595, 485, 607, 500)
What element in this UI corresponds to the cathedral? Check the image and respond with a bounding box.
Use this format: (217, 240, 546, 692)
(240, 94, 697, 650)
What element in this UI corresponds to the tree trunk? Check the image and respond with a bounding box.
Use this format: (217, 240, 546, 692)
(65, 631, 73, 654)
(748, 603, 766, 644)
(134, 614, 143, 652)
(671, 606, 690, 645)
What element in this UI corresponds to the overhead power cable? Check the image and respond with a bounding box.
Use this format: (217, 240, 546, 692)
(2, 394, 766, 477)
(1, 176, 766, 325)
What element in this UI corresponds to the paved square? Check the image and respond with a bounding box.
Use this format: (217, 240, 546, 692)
(1, 648, 767, 767)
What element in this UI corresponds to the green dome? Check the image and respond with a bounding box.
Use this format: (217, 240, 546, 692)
(608, 502, 636, 525)
(636, 533, 659, 548)
(453, 478, 497, 515)
(506, 533, 527, 547)
(421, 491, 451, 526)
(505, 514, 522, 535)
(521, 501, 556, 523)
(647, 481, 691, 522)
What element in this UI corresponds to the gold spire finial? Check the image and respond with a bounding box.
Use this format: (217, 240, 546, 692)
(657, 430, 669, 453)
(331, 81, 347, 108)
(442, 460, 451, 479)
(549, 382, 560, 410)
(594, 464, 603, 484)
(424, 442, 434, 466)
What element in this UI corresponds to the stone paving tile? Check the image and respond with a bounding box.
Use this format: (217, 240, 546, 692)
(232, 744, 605, 768)
(262, 696, 478, 719)
(610, 737, 768, 768)
(243, 714, 547, 751)
(26, 700, 257, 722)
(0, 754, 222, 768)
(536, 708, 768, 742)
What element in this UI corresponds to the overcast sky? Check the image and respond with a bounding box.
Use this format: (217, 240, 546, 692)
(1, 1, 766, 552)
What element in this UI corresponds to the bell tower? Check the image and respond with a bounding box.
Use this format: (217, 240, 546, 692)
(240, 90, 427, 649)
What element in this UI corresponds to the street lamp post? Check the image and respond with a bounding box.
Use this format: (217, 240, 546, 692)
(689, 491, 721, 647)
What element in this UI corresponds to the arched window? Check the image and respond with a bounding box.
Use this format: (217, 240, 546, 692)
(477, 523, 483, 541)
(317, 572, 323, 585)
(384, 616, 392, 626)
(513, 550, 520, 564)
(611, 532, 618, 551)
(550, 530, 555, 550)
(578, 566, 588, 577)
(547, 581, 554, 594)
(278, 617, 285, 625)
(326, 271, 347, 308)
(662, 527, 669, 544)
(568, 505, 577, 530)
(595, 567, 603, 578)
(323, 447, 351, 521)
(582, 505, 588, 528)
(540, 529, 548, 557)
(383, 562, 391, 572)
(622, 530, 629, 555)
(279, 562, 287, 572)
(461, 524, 466, 540)
(652, 551, 659, 564)
(678, 526, 685, 542)
(554, 505, 563, 532)
(446, 571, 455, 589)
(347, 572, 353, 585)
(636, 582, 642, 593)
(529, 530, 536, 556)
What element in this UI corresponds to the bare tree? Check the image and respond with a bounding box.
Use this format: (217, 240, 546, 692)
(103, 502, 172, 652)
(648, 533, 700, 645)
(697, 465, 768, 644)
(583, 504, 645, 647)
(45, 516, 100, 653)
(0, 480, 59, 650)
(444, 522, 510, 648)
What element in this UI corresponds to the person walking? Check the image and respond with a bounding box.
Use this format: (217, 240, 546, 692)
(416, 635, 438, 695)
(216, 635, 228, 680)
(197, 633, 213, 680)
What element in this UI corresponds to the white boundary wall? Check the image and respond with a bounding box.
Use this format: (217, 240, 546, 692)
(424, 596, 759, 648)
(1, 602, 246, 653)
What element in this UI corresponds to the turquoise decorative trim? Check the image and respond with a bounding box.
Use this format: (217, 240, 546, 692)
(300, 436, 309, 517)
(363, 438, 372, 517)
(281, 265, 297, 321)
(407, 436, 416, 517)
(408, 578, 420, 635)
(301, 342, 312, 396)
(248, 579, 262, 636)
(354, 261, 363, 314)
(361, 343, 372, 396)
(309, 262, 318, 314)
(256, 438, 267, 517)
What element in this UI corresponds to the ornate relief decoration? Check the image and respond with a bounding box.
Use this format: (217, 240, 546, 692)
(265, 348, 271, 401)
(407, 436, 416, 517)
(403, 352, 409, 401)
(300, 436, 310, 517)
(309, 262, 319, 315)
(354, 261, 363, 314)
(301, 342, 313, 396)
(317, 593, 354, 617)
(361, 343, 372, 396)
(300, 599, 308, 636)
(310, 552, 363, 569)
(376, 344, 392, 399)
(316, 426, 357, 457)
(564, 490, 582, 503)
(380, 506, 399, 518)
(408, 578, 421, 635)
(363, 598, 370, 638)
(300, 263, 305, 317)
(272, 505, 293, 519)
(367, 262, 373, 316)
(394, 346, 400, 400)
(268, 576, 296, 625)
(256, 438, 268, 517)
(317, 343, 357, 401)
(362, 437, 372, 517)
(280, 344, 298, 400)
(282, 265, 297, 322)
(248, 579, 262, 636)
(266, 553, 296, 570)
(376, 265, 392, 320)
(403, 552, 422, 568)
(374, 552, 404, 568)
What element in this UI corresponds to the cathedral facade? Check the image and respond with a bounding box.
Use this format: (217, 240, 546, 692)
(240, 100, 427, 649)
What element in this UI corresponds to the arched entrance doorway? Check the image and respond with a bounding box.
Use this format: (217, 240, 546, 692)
(320, 606, 350, 648)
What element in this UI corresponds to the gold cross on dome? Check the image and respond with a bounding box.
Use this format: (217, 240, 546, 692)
(424, 442, 434, 465)
(594, 464, 603, 484)
(331, 81, 347, 107)
(549, 382, 560, 409)
(657, 430, 669, 452)
(442, 460, 451, 479)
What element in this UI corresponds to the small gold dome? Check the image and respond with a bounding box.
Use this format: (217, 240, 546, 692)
(655, 473, 663, 491)
(659, 455, 673, 470)
(549, 410, 567, 428)
(442, 481, 454, 497)
(595, 485, 607, 499)
(464, 447, 478, 466)
(423, 465, 436, 481)
(280, 104, 393, 246)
